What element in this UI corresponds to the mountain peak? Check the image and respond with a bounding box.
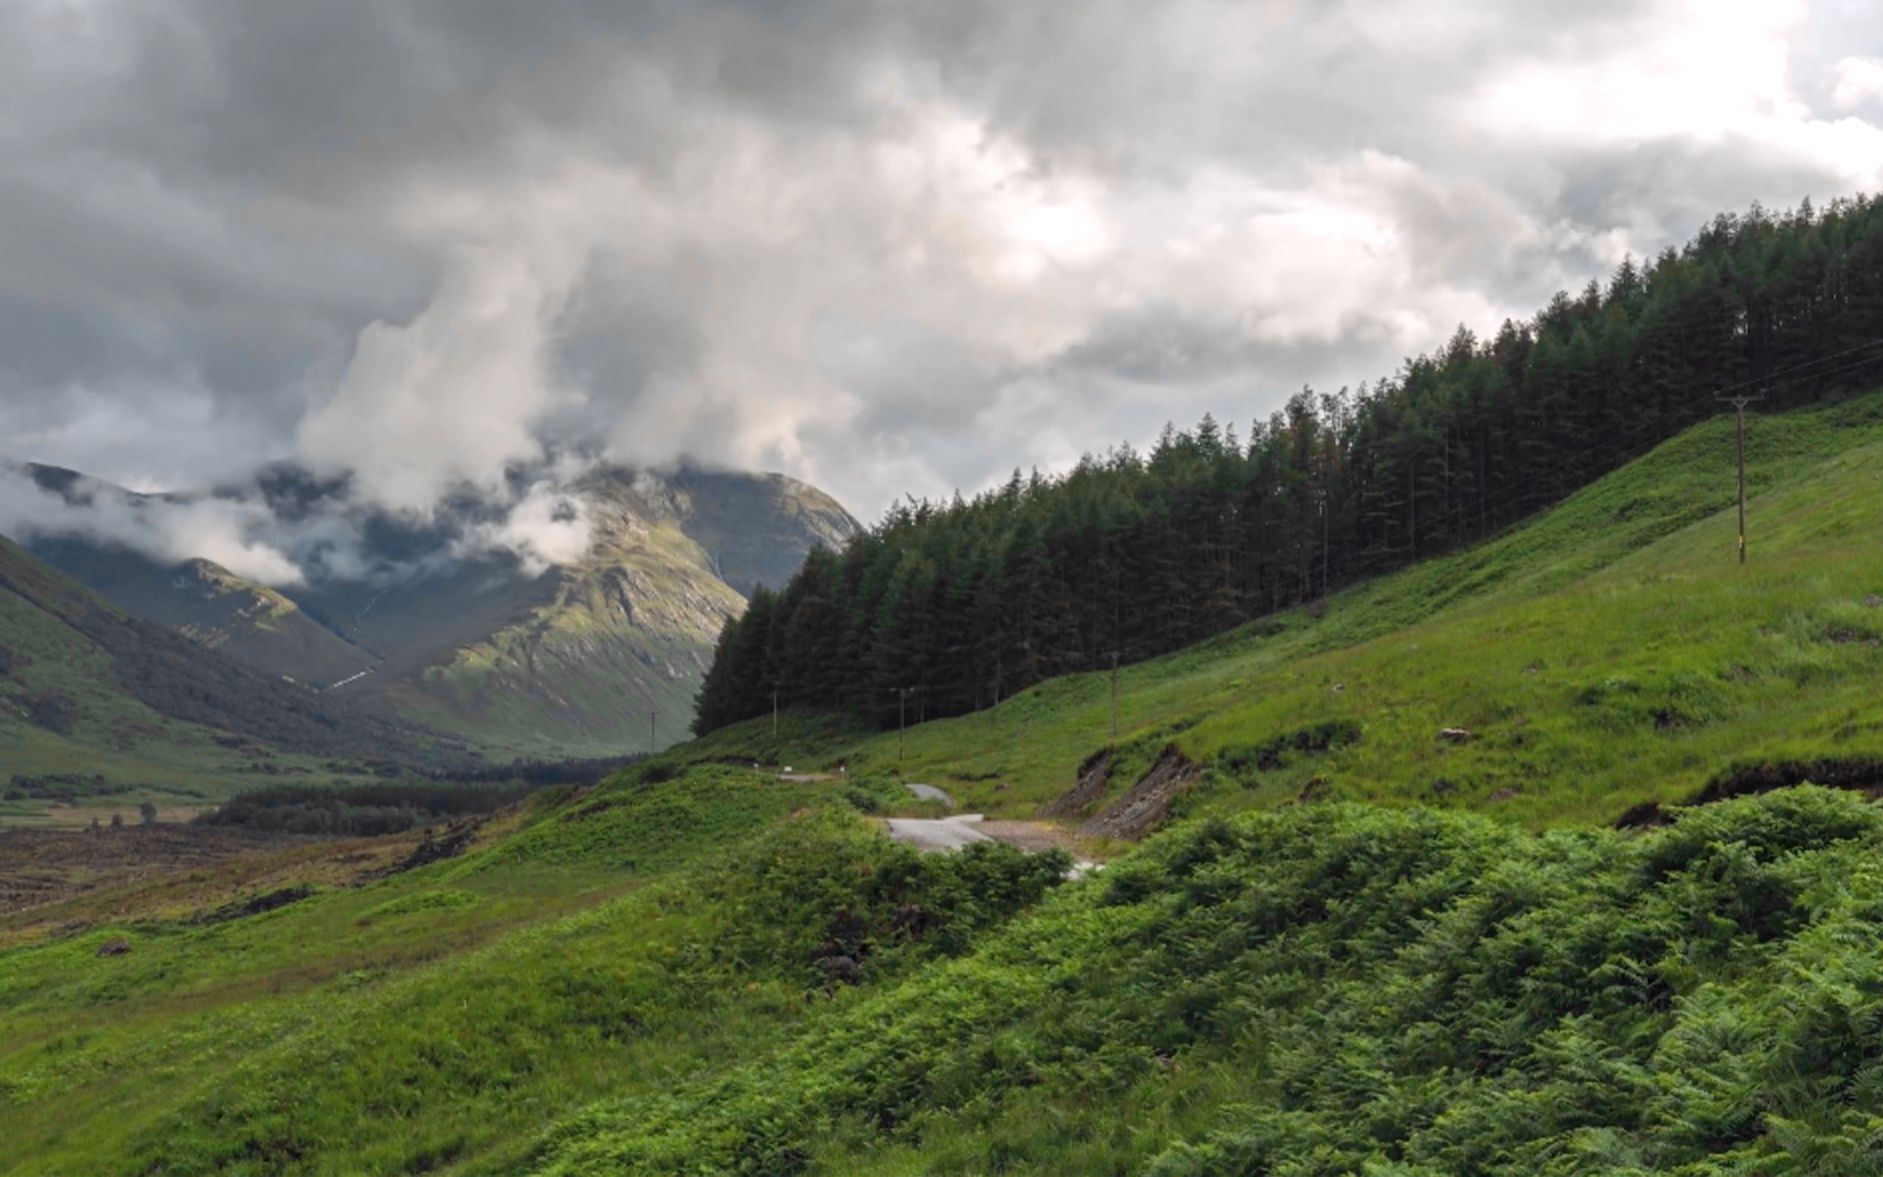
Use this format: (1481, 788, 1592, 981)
(16, 456, 860, 755)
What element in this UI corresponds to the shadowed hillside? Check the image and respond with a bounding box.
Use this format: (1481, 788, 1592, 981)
(0, 536, 471, 823)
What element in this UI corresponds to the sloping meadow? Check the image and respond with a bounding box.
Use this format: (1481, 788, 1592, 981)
(701, 393, 1883, 833)
(519, 787, 1883, 1176)
(0, 768, 1063, 1175)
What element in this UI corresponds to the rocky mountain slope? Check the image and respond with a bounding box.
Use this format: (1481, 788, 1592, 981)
(321, 467, 859, 756)
(9, 462, 858, 757)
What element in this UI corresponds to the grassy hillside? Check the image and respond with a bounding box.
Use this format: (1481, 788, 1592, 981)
(521, 787, 1883, 1176)
(21, 541, 377, 687)
(10, 395, 1883, 1173)
(690, 392, 1883, 830)
(7, 765, 1883, 1172)
(0, 768, 1063, 1174)
(0, 537, 460, 825)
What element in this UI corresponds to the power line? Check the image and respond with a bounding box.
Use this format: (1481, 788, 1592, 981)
(1739, 350, 1883, 402)
(1709, 336, 1883, 401)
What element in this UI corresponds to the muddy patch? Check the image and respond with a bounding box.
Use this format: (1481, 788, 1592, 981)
(373, 818, 483, 878)
(1079, 747, 1199, 840)
(1219, 720, 1362, 772)
(978, 820, 1085, 856)
(1614, 801, 1672, 829)
(1039, 750, 1112, 820)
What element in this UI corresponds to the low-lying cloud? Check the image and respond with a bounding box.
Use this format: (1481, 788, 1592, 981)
(0, 461, 595, 589)
(0, 466, 305, 585)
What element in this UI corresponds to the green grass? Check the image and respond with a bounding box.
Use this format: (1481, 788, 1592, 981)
(11, 395, 1883, 1173)
(0, 766, 1062, 1175)
(0, 536, 420, 824)
(520, 787, 1883, 1176)
(688, 393, 1883, 830)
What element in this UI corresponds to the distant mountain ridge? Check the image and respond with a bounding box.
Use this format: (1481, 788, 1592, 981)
(6, 461, 859, 756)
(0, 533, 457, 773)
(23, 536, 378, 687)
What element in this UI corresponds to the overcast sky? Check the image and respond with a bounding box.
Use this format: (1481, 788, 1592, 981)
(4, 0, 1883, 526)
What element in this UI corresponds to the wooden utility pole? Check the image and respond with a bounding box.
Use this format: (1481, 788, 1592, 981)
(1108, 651, 1121, 742)
(1718, 394, 1761, 563)
(1319, 489, 1331, 601)
(898, 687, 909, 764)
(771, 688, 779, 736)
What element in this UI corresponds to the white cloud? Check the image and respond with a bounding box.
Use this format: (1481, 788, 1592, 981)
(1833, 56, 1883, 109)
(452, 480, 593, 576)
(0, 468, 304, 586)
(1472, 1, 1810, 144)
(294, 203, 594, 515)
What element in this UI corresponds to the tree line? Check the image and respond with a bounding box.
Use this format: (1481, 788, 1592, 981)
(697, 195, 1883, 734)
(196, 781, 536, 837)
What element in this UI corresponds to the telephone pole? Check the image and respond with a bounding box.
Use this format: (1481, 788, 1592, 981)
(1718, 394, 1762, 564)
(771, 688, 779, 736)
(898, 686, 910, 764)
(1318, 488, 1331, 601)
(1108, 650, 1121, 742)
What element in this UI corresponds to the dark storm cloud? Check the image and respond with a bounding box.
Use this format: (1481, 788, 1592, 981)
(1, 0, 1880, 537)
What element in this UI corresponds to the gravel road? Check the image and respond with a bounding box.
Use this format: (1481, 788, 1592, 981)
(902, 783, 957, 806)
(883, 814, 990, 852)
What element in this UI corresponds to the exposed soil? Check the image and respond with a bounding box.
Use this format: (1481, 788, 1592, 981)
(1039, 750, 1112, 820)
(1696, 757, 1883, 803)
(191, 884, 314, 925)
(1079, 747, 1199, 841)
(1612, 756, 1883, 830)
(977, 820, 1089, 857)
(373, 818, 484, 877)
(1613, 800, 1672, 830)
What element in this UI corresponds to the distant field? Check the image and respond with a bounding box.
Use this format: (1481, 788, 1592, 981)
(0, 721, 390, 829)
